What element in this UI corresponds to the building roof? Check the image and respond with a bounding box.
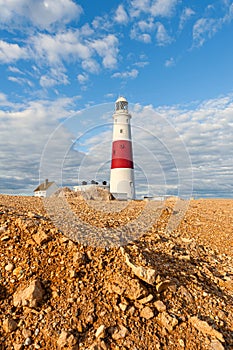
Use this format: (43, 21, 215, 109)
(116, 96, 127, 103)
(34, 181, 54, 192)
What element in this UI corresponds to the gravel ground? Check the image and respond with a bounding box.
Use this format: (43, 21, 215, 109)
(0, 193, 232, 350)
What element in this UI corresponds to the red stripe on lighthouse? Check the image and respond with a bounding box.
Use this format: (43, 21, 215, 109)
(111, 140, 134, 169)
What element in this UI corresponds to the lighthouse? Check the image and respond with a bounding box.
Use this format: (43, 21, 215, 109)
(110, 96, 135, 199)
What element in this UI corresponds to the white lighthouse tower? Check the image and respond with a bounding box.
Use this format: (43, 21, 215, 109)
(110, 96, 135, 199)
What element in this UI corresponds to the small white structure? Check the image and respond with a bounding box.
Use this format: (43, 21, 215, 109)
(34, 179, 58, 198)
(74, 181, 109, 192)
(110, 96, 135, 200)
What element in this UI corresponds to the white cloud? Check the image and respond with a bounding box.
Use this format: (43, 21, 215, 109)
(0, 92, 12, 106)
(90, 35, 119, 69)
(0, 0, 82, 31)
(30, 31, 119, 71)
(130, 0, 151, 17)
(8, 66, 25, 74)
(31, 31, 92, 65)
(134, 61, 149, 68)
(130, 0, 178, 18)
(77, 73, 89, 84)
(92, 15, 112, 31)
(81, 59, 100, 74)
(156, 23, 172, 46)
(115, 4, 128, 24)
(130, 30, 152, 43)
(0, 40, 28, 63)
(8, 76, 34, 87)
(133, 98, 233, 197)
(0, 97, 77, 193)
(130, 18, 155, 43)
(192, 2, 233, 47)
(165, 57, 175, 67)
(179, 7, 195, 31)
(192, 18, 221, 47)
(40, 68, 69, 88)
(150, 0, 178, 17)
(112, 69, 138, 79)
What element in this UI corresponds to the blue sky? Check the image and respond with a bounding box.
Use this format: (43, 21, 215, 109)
(0, 0, 233, 198)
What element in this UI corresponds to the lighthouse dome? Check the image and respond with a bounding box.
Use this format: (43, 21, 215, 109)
(115, 96, 128, 111)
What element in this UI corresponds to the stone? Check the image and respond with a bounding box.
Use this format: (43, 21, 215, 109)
(13, 266, 24, 278)
(1, 235, 10, 241)
(156, 280, 172, 293)
(24, 338, 32, 346)
(154, 300, 166, 312)
(138, 294, 154, 304)
(109, 275, 146, 300)
(179, 339, 185, 347)
(0, 225, 7, 233)
(22, 329, 32, 338)
(57, 330, 78, 349)
(112, 325, 128, 340)
(119, 303, 128, 311)
(32, 231, 48, 245)
(189, 316, 224, 342)
(179, 286, 194, 303)
(13, 344, 23, 350)
(95, 325, 105, 339)
(3, 318, 18, 332)
(120, 247, 156, 285)
(69, 269, 77, 278)
(5, 263, 14, 271)
(157, 312, 178, 333)
(210, 339, 225, 350)
(140, 306, 154, 320)
(13, 279, 44, 308)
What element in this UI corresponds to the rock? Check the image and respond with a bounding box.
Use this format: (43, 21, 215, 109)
(140, 306, 154, 320)
(0, 225, 7, 233)
(13, 279, 44, 308)
(179, 339, 185, 347)
(57, 331, 68, 348)
(24, 338, 32, 346)
(57, 330, 78, 349)
(154, 300, 166, 312)
(13, 344, 23, 350)
(3, 318, 18, 332)
(22, 329, 32, 338)
(119, 303, 128, 311)
(112, 324, 128, 340)
(156, 280, 172, 293)
(109, 274, 147, 300)
(32, 231, 48, 245)
(210, 339, 225, 350)
(13, 266, 24, 278)
(69, 269, 77, 278)
(138, 294, 154, 304)
(95, 325, 106, 339)
(179, 286, 193, 303)
(157, 312, 178, 333)
(1, 235, 10, 241)
(5, 263, 14, 271)
(189, 316, 224, 342)
(120, 247, 156, 285)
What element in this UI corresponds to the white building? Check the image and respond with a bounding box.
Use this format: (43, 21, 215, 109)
(34, 179, 58, 198)
(73, 183, 110, 192)
(110, 96, 135, 200)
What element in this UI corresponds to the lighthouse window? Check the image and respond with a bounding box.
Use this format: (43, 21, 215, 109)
(120, 129, 123, 133)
